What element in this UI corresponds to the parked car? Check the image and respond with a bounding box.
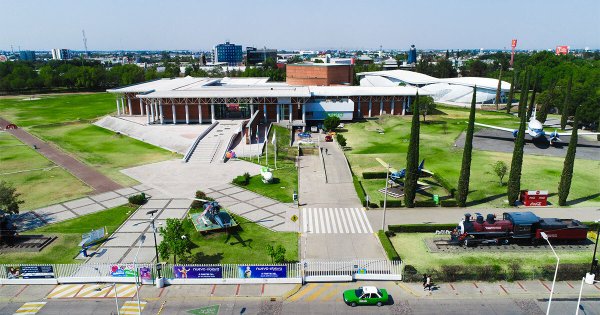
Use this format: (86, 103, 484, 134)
(343, 286, 389, 307)
(298, 132, 312, 138)
(325, 135, 333, 142)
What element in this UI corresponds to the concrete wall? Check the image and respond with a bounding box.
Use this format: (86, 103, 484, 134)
(286, 64, 352, 86)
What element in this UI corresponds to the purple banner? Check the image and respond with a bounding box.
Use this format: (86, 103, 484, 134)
(238, 265, 287, 278)
(173, 266, 222, 279)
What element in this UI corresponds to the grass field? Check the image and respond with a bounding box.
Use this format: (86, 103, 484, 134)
(342, 106, 600, 207)
(390, 233, 591, 276)
(0, 205, 135, 264)
(0, 132, 92, 210)
(237, 125, 298, 203)
(30, 123, 178, 185)
(181, 212, 298, 264)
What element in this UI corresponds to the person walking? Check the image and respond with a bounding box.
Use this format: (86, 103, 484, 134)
(425, 275, 432, 291)
(422, 274, 427, 289)
(325, 148, 328, 155)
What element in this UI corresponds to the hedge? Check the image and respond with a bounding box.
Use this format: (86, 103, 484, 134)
(379, 200, 402, 208)
(440, 199, 458, 207)
(362, 171, 388, 179)
(414, 200, 438, 207)
(128, 193, 147, 205)
(377, 230, 401, 261)
(432, 173, 456, 197)
(388, 223, 456, 233)
(232, 172, 251, 186)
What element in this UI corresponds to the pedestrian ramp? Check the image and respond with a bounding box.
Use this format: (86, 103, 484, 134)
(46, 283, 137, 299)
(302, 207, 374, 234)
(120, 300, 147, 315)
(105, 284, 138, 298)
(287, 283, 353, 302)
(13, 301, 46, 315)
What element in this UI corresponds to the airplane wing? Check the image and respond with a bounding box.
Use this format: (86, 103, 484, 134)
(551, 131, 600, 137)
(420, 169, 434, 177)
(474, 122, 515, 133)
(375, 157, 398, 173)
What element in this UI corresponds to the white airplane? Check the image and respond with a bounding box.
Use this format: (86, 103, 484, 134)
(474, 108, 600, 145)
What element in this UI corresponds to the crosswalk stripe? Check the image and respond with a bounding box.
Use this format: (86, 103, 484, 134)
(120, 301, 147, 315)
(321, 283, 352, 301)
(307, 208, 313, 233)
(353, 207, 368, 233)
(358, 208, 374, 233)
(345, 208, 357, 233)
(305, 283, 333, 302)
(330, 208, 339, 233)
(338, 208, 349, 233)
(288, 283, 318, 302)
(106, 284, 137, 298)
(302, 208, 308, 233)
(13, 302, 46, 315)
(323, 208, 331, 233)
(318, 208, 325, 233)
(76, 284, 114, 298)
(47, 284, 84, 299)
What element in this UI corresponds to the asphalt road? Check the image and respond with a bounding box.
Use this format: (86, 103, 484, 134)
(455, 128, 600, 161)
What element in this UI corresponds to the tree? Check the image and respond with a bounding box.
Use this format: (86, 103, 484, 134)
(419, 96, 436, 122)
(0, 181, 23, 245)
(266, 244, 287, 263)
(507, 80, 529, 206)
(456, 87, 477, 207)
(492, 161, 508, 185)
(404, 94, 420, 208)
(323, 116, 341, 131)
(536, 81, 558, 123)
(560, 72, 573, 130)
(494, 68, 502, 111)
(526, 69, 539, 121)
(336, 134, 347, 147)
(558, 107, 580, 206)
(506, 70, 517, 113)
(158, 218, 193, 264)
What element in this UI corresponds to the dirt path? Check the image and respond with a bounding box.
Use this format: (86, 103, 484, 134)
(0, 117, 122, 193)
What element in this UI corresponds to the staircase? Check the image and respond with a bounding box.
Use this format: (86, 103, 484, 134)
(186, 120, 242, 163)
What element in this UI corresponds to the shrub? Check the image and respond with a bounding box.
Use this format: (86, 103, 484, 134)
(388, 224, 457, 233)
(403, 265, 421, 282)
(377, 230, 401, 261)
(128, 193, 147, 205)
(232, 172, 251, 186)
(190, 190, 213, 209)
(540, 263, 588, 281)
(414, 200, 438, 207)
(336, 134, 347, 147)
(474, 265, 504, 281)
(438, 265, 462, 282)
(362, 171, 388, 179)
(379, 199, 402, 207)
(323, 116, 340, 131)
(440, 199, 458, 207)
(507, 261, 522, 281)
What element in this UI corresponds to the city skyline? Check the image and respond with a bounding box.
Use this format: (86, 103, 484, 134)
(3, 0, 600, 51)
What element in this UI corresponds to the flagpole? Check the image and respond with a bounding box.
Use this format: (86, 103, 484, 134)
(265, 127, 268, 167)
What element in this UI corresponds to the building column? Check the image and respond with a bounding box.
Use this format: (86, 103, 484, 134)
(391, 99, 395, 115)
(250, 103, 255, 115)
(276, 104, 280, 123)
(139, 99, 144, 116)
(263, 104, 267, 122)
(154, 101, 159, 121)
(148, 100, 156, 124)
(172, 104, 176, 125)
(288, 104, 293, 123)
(368, 98, 372, 118)
(159, 100, 164, 124)
(198, 103, 202, 124)
(127, 98, 132, 116)
(146, 104, 150, 124)
(121, 97, 126, 115)
(185, 103, 190, 124)
(380, 99, 384, 116)
(357, 99, 361, 118)
(302, 103, 306, 123)
(116, 99, 121, 116)
(211, 103, 215, 123)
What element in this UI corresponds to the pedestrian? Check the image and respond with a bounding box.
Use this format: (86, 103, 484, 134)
(325, 148, 328, 155)
(422, 274, 427, 288)
(425, 275, 432, 291)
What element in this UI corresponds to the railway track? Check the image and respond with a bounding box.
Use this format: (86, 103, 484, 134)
(426, 238, 594, 253)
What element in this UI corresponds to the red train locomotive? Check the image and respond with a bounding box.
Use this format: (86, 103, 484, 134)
(450, 211, 588, 247)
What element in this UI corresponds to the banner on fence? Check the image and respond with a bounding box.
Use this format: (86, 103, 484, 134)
(81, 227, 105, 246)
(174, 266, 222, 279)
(238, 265, 287, 278)
(111, 264, 137, 277)
(139, 267, 152, 281)
(6, 265, 55, 279)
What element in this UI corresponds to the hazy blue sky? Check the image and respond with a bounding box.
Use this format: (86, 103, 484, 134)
(3, 0, 599, 51)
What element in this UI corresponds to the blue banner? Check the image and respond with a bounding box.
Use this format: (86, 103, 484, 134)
(173, 266, 222, 279)
(238, 265, 287, 278)
(6, 265, 55, 279)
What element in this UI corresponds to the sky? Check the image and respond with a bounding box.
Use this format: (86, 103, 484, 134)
(2, 0, 599, 51)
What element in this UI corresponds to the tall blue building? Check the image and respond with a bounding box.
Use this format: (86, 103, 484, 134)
(407, 45, 417, 64)
(19, 50, 36, 61)
(213, 41, 243, 66)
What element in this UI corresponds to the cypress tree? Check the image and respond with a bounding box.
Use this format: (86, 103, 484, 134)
(507, 79, 529, 205)
(560, 72, 573, 130)
(518, 69, 531, 119)
(494, 68, 502, 111)
(537, 80, 555, 124)
(404, 93, 420, 208)
(456, 87, 477, 207)
(526, 70, 538, 121)
(506, 70, 517, 114)
(558, 107, 580, 206)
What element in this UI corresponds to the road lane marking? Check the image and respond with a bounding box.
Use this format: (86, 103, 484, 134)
(305, 283, 333, 302)
(288, 283, 318, 302)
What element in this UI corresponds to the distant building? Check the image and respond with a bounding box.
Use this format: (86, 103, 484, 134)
(407, 45, 417, 64)
(51, 48, 71, 60)
(246, 47, 277, 65)
(213, 41, 243, 66)
(19, 50, 36, 61)
(286, 63, 353, 86)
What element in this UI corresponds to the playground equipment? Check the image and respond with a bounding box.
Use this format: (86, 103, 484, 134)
(260, 166, 273, 183)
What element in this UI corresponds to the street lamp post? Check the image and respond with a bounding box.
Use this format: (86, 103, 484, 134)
(147, 210, 161, 279)
(588, 220, 600, 280)
(133, 234, 146, 315)
(541, 232, 559, 315)
(381, 163, 390, 231)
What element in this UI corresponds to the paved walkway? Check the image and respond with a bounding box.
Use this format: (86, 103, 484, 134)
(14, 185, 153, 232)
(0, 117, 122, 193)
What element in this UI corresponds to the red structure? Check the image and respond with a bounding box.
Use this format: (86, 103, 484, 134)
(5, 124, 18, 130)
(286, 63, 353, 86)
(520, 190, 548, 207)
(510, 39, 517, 67)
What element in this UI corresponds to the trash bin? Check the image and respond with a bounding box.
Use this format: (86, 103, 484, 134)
(155, 277, 165, 288)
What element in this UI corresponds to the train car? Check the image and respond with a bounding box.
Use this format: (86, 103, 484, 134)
(451, 211, 588, 247)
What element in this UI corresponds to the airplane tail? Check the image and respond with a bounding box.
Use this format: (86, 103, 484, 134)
(418, 159, 425, 170)
(531, 106, 537, 121)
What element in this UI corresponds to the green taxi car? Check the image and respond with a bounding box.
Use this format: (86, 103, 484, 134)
(343, 286, 389, 307)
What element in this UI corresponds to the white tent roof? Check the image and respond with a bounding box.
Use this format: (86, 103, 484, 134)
(357, 69, 511, 90)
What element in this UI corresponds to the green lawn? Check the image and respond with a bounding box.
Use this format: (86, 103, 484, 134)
(0, 205, 135, 264)
(237, 125, 299, 203)
(342, 106, 600, 207)
(29, 123, 178, 185)
(0, 93, 116, 127)
(390, 233, 591, 276)
(0, 132, 92, 210)
(181, 212, 298, 264)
